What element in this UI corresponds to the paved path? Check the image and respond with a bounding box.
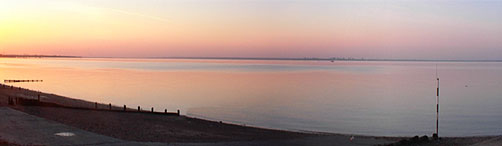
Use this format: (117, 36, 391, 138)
(0, 107, 162, 146)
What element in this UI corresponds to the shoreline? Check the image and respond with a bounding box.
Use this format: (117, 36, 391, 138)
(0, 83, 500, 145)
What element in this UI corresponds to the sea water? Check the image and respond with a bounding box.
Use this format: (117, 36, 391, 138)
(1, 58, 501, 136)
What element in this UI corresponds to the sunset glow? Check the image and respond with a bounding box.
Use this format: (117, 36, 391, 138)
(1, 0, 501, 59)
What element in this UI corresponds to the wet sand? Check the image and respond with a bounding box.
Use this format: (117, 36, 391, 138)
(0, 83, 500, 145)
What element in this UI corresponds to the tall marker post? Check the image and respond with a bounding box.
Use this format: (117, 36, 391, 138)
(436, 77, 439, 138)
(434, 65, 440, 140)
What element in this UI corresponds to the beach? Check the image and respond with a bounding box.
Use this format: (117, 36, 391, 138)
(0, 84, 397, 145)
(1, 83, 501, 146)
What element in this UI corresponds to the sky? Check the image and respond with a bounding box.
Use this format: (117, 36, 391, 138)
(0, 0, 501, 59)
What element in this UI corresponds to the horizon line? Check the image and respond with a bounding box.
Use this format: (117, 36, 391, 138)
(2, 54, 502, 62)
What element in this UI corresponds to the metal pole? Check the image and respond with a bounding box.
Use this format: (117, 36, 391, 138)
(436, 77, 439, 137)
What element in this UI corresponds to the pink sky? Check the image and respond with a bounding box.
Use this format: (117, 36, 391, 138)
(1, 0, 501, 59)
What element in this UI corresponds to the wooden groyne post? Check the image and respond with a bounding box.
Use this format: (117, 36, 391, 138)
(4, 80, 43, 83)
(123, 105, 126, 111)
(8, 96, 14, 105)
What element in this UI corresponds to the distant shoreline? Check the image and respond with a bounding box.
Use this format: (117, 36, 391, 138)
(2, 54, 502, 62)
(154, 57, 502, 63)
(0, 54, 81, 58)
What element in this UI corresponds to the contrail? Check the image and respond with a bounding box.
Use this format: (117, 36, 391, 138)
(50, 1, 169, 23)
(106, 8, 169, 23)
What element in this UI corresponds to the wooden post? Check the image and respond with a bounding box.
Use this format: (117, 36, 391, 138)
(177, 109, 180, 116)
(95, 102, 98, 109)
(164, 109, 167, 113)
(138, 106, 140, 111)
(109, 103, 112, 110)
(151, 107, 154, 112)
(124, 105, 126, 111)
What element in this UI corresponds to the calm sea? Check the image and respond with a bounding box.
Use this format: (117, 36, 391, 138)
(1, 58, 501, 136)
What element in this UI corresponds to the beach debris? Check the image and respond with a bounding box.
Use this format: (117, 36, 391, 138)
(54, 132, 75, 137)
